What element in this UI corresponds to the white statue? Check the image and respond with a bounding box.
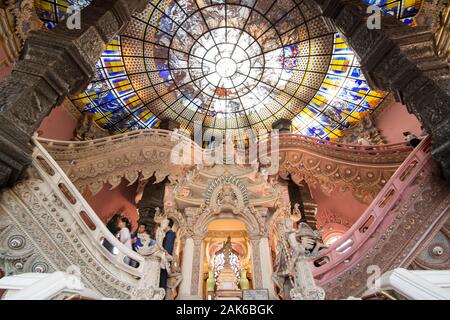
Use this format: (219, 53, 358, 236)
(138, 218, 173, 270)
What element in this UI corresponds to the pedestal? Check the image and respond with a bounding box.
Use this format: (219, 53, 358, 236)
(177, 237, 203, 300)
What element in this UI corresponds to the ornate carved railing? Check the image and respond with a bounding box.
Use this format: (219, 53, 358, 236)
(274, 133, 412, 164)
(0, 135, 165, 299)
(37, 129, 200, 195)
(308, 137, 449, 296)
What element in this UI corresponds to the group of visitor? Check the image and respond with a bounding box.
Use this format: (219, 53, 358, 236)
(102, 214, 155, 263)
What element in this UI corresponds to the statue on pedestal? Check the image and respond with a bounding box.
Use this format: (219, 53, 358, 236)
(273, 218, 326, 300)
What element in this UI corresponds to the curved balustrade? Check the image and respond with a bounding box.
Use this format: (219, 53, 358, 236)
(37, 130, 413, 198)
(309, 137, 432, 284)
(37, 129, 202, 153)
(32, 136, 147, 278)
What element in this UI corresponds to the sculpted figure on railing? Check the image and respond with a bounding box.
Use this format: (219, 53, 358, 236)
(273, 217, 326, 300)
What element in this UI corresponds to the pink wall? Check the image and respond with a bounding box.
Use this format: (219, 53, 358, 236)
(0, 44, 12, 81)
(37, 105, 77, 141)
(84, 179, 139, 231)
(376, 101, 422, 143)
(312, 186, 369, 227)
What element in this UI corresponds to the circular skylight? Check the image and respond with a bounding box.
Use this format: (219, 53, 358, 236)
(121, 0, 337, 138)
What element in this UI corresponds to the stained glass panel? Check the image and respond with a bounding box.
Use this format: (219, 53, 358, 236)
(35, 0, 424, 140)
(35, 0, 91, 29)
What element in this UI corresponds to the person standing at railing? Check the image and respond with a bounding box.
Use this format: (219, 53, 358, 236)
(118, 217, 133, 265)
(160, 218, 176, 290)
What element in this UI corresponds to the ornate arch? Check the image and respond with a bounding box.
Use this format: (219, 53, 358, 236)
(205, 175, 249, 208)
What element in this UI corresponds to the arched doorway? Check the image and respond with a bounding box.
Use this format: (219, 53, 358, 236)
(202, 219, 252, 300)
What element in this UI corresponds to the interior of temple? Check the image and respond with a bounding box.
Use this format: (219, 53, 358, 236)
(0, 0, 449, 301)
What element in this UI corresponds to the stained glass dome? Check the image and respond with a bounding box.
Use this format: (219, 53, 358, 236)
(35, 0, 424, 140)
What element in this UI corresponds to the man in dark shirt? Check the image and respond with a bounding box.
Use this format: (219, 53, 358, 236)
(159, 218, 176, 290)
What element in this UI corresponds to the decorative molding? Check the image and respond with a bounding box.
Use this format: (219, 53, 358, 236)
(409, 216, 450, 270)
(320, 163, 450, 299)
(276, 134, 411, 203)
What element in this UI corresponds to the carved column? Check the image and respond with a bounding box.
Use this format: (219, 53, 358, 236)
(258, 237, 277, 299)
(191, 238, 204, 299)
(177, 237, 195, 299)
(312, 0, 450, 181)
(0, 0, 148, 187)
(177, 236, 204, 300)
(250, 236, 278, 300)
